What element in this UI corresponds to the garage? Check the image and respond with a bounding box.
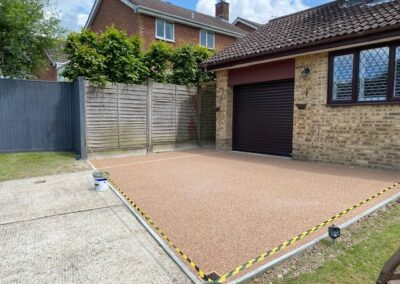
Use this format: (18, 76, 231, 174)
(232, 79, 295, 157)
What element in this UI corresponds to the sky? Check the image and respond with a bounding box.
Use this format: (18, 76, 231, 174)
(49, 0, 331, 32)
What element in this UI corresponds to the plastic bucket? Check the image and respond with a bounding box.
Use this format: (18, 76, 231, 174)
(93, 172, 108, 192)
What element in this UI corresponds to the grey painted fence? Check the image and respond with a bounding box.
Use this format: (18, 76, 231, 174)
(85, 81, 216, 155)
(0, 78, 86, 157)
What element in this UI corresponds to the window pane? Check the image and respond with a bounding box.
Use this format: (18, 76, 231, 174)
(358, 47, 389, 102)
(165, 22, 174, 40)
(395, 46, 400, 97)
(207, 32, 215, 49)
(156, 19, 164, 38)
(200, 31, 207, 47)
(332, 54, 354, 101)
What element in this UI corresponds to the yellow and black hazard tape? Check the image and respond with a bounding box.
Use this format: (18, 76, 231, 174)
(107, 178, 210, 282)
(108, 176, 399, 284)
(214, 181, 400, 283)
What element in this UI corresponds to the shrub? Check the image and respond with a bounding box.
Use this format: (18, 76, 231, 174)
(142, 41, 173, 83)
(62, 27, 215, 86)
(62, 30, 107, 84)
(170, 45, 214, 85)
(99, 26, 148, 84)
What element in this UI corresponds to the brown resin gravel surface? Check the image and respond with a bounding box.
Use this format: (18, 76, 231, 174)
(91, 149, 400, 276)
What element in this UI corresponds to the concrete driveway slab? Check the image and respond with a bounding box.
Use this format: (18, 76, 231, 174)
(0, 171, 190, 284)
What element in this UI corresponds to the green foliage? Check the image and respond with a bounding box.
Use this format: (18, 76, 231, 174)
(143, 41, 173, 83)
(62, 30, 107, 84)
(62, 26, 214, 86)
(99, 26, 148, 84)
(0, 0, 64, 78)
(170, 45, 214, 85)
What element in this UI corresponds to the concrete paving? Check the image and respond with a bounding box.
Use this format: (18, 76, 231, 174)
(0, 171, 190, 284)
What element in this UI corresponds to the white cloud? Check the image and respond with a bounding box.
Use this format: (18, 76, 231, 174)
(49, 0, 95, 31)
(196, 0, 308, 24)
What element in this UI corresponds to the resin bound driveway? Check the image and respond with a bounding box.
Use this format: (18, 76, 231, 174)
(0, 171, 190, 284)
(91, 149, 400, 281)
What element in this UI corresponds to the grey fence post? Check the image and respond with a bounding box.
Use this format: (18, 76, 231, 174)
(78, 77, 87, 159)
(147, 80, 153, 153)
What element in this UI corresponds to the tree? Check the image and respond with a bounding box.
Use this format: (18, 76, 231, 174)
(143, 41, 173, 83)
(62, 27, 148, 84)
(99, 26, 148, 84)
(170, 45, 214, 86)
(62, 30, 107, 84)
(0, 0, 63, 78)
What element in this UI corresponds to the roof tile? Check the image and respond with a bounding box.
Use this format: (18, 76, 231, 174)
(128, 0, 245, 36)
(204, 0, 400, 68)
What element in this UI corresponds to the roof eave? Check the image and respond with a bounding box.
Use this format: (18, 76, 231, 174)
(85, 0, 103, 29)
(233, 17, 262, 29)
(204, 26, 400, 71)
(124, 3, 245, 38)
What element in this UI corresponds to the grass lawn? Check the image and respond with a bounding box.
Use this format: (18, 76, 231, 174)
(0, 152, 90, 182)
(252, 201, 400, 284)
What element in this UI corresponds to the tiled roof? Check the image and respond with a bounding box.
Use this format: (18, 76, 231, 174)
(204, 0, 400, 68)
(45, 44, 68, 64)
(128, 0, 246, 36)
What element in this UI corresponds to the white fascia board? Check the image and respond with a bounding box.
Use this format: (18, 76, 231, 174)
(85, 0, 102, 29)
(232, 18, 260, 30)
(120, 0, 244, 38)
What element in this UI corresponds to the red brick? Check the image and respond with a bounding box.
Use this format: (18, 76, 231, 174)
(90, 0, 238, 51)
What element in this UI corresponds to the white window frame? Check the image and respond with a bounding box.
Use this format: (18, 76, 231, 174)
(199, 30, 215, 49)
(155, 19, 175, 42)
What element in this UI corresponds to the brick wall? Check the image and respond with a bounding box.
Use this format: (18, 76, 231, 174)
(216, 70, 233, 151)
(90, 0, 140, 35)
(293, 52, 400, 169)
(234, 22, 255, 33)
(35, 61, 57, 81)
(89, 0, 237, 50)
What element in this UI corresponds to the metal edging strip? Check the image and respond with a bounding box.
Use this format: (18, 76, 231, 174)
(87, 160, 203, 284)
(231, 191, 400, 284)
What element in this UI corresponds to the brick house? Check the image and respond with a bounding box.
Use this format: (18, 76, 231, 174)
(85, 0, 247, 50)
(203, 0, 400, 170)
(36, 46, 68, 81)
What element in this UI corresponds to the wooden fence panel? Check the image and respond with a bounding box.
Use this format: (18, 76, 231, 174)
(86, 84, 119, 151)
(85, 81, 215, 154)
(117, 83, 147, 149)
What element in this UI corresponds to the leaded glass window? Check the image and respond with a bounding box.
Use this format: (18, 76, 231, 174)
(332, 54, 354, 101)
(358, 47, 389, 102)
(395, 46, 400, 97)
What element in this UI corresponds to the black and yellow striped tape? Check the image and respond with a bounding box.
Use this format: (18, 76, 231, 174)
(108, 177, 399, 284)
(214, 181, 400, 283)
(108, 178, 209, 282)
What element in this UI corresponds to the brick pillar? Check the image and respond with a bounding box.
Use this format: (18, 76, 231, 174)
(216, 70, 233, 151)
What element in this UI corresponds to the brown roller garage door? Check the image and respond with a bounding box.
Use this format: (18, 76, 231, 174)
(233, 79, 294, 157)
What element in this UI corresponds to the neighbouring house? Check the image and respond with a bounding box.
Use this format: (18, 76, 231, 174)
(85, 0, 247, 50)
(36, 46, 68, 81)
(203, 0, 400, 170)
(232, 17, 262, 33)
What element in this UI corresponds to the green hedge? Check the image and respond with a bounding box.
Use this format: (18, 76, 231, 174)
(62, 26, 215, 86)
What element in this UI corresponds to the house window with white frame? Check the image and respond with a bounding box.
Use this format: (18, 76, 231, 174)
(200, 30, 215, 49)
(156, 19, 174, 42)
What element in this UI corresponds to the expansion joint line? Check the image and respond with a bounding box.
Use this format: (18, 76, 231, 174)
(109, 177, 399, 284)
